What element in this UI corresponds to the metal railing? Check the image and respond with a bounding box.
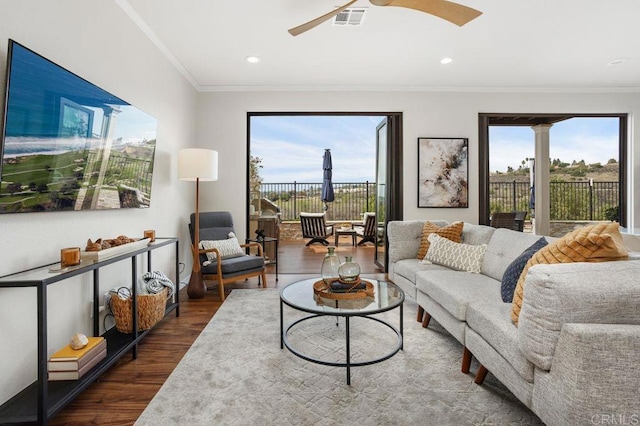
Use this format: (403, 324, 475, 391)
(258, 180, 619, 222)
(259, 181, 375, 221)
(489, 180, 619, 220)
(86, 151, 154, 195)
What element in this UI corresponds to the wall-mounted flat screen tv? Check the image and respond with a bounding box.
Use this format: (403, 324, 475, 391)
(0, 40, 158, 213)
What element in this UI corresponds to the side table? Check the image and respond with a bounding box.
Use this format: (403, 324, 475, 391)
(334, 228, 357, 247)
(246, 237, 278, 281)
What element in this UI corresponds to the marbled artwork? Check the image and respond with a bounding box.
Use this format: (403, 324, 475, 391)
(418, 138, 468, 208)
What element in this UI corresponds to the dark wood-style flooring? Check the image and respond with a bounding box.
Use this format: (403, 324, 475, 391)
(51, 238, 385, 425)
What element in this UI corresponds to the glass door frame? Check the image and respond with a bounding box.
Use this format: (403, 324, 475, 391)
(246, 111, 403, 271)
(478, 113, 628, 228)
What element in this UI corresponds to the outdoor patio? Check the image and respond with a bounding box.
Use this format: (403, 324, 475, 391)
(264, 237, 382, 275)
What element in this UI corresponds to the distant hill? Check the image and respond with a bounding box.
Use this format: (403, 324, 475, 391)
(490, 160, 619, 182)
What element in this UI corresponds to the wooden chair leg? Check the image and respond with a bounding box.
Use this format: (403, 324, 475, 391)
(474, 364, 489, 385)
(218, 279, 225, 302)
(421, 312, 432, 328)
(461, 347, 472, 373)
(261, 270, 267, 288)
(416, 306, 424, 322)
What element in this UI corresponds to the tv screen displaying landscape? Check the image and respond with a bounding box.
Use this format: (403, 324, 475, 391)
(0, 40, 158, 213)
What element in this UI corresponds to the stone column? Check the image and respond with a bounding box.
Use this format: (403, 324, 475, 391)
(532, 124, 552, 236)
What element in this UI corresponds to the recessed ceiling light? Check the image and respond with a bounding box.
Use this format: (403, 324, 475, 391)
(607, 58, 628, 66)
(440, 57, 453, 65)
(245, 56, 261, 64)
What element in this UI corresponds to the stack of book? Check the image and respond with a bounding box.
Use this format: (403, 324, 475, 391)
(48, 336, 106, 381)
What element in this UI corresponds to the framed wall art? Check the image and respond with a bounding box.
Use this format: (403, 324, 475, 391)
(417, 137, 468, 208)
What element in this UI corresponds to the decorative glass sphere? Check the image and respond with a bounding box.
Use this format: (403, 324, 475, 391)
(338, 256, 360, 283)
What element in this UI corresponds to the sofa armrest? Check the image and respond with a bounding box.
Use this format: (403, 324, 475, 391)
(517, 260, 640, 371)
(387, 220, 451, 263)
(387, 220, 425, 263)
(533, 323, 640, 425)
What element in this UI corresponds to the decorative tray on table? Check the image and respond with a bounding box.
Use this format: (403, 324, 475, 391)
(81, 237, 151, 261)
(313, 278, 374, 300)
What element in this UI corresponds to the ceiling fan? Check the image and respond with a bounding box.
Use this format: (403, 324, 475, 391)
(288, 0, 482, 36)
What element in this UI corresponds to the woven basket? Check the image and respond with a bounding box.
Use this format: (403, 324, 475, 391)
(111, 288, 168, 333)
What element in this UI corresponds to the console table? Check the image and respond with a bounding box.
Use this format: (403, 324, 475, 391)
(0, 237, 179, 425)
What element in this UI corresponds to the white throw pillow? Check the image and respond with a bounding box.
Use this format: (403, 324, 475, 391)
(423, 233, 487, 273)
(200, 232, 245, 265)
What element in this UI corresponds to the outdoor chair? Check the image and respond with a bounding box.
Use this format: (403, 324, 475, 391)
(490, 212, 517, 230)
(189, 211, 267, 301)
(354, 212, 376, 246)
(513, 211, 527, 232)
(300, 212, 334, 246)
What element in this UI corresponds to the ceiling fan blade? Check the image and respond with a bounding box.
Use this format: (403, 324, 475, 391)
(288, 0, 359, 36)
(383, 0, 482, 26)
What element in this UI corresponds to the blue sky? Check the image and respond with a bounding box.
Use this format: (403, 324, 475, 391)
(489, 117, 619, 173)
(250, 115, 381, 183)
(250, 116, 620, 182)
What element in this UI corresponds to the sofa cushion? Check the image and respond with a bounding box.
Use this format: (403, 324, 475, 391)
(466, 302, 535, 383)
(201, 253, 265, 275)
(424, 233, 487, 273)
(511, 222, 629, 325)
(481, 228, 544, 282)
(461, 222, 495, 245)
(416, 270, 501, 321)
(416, 221, 463, 259)
(394, 258, 450, 287)
(501, 237, 548, 303)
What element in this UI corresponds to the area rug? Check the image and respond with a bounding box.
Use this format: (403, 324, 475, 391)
(136, 289, 543, 425)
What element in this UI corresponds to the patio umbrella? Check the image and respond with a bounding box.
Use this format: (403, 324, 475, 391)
(321, 149, 335, 211)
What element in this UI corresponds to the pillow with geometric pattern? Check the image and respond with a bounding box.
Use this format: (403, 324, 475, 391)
(424, 233, 487, 273)
(416, 221, 464, 260)
(500, 237, 547, 303)
(200, 232, 245, 265)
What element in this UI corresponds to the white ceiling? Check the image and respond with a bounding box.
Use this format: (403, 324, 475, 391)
(121, 0, 640, 92)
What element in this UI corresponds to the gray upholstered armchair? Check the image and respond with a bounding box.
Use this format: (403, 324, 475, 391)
(189, 211, 266, 301)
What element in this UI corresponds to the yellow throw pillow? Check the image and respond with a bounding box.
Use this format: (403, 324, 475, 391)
(511, 222, 628, 325)
(416, 221, 464, 260)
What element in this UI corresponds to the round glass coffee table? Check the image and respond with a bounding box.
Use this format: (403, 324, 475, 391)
(280, 278, 404, 385)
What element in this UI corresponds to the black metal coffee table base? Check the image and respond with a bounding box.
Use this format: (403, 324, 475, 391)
(280, 302, 403, 385)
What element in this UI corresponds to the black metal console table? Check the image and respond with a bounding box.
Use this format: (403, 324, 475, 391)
(0, 237, 179, 425)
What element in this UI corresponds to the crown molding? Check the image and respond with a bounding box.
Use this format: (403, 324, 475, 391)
(197, 84, 640, 94)
(115, 0, 202, 91)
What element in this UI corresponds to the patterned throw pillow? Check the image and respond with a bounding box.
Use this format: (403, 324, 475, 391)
(511, 222, 629, 325)
(200, 232, 245, 265)
(500, 237, 548, 303)
(416, 221, 464, 259)
(424, 233, 487, 273)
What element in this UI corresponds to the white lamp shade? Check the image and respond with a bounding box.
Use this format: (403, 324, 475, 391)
(178, 148, 218, 181)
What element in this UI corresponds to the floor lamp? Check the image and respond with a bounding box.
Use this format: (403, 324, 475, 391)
(179, 148, 218, 299)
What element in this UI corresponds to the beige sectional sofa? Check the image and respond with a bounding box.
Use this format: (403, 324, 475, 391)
(387, 220, 640, 426)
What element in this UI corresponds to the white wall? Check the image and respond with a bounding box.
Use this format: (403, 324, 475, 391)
(197, 90, 639, 235)
(0, 1, 197, 405)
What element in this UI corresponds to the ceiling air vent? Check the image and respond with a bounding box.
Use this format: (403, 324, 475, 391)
(332, 8, 367, 26)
